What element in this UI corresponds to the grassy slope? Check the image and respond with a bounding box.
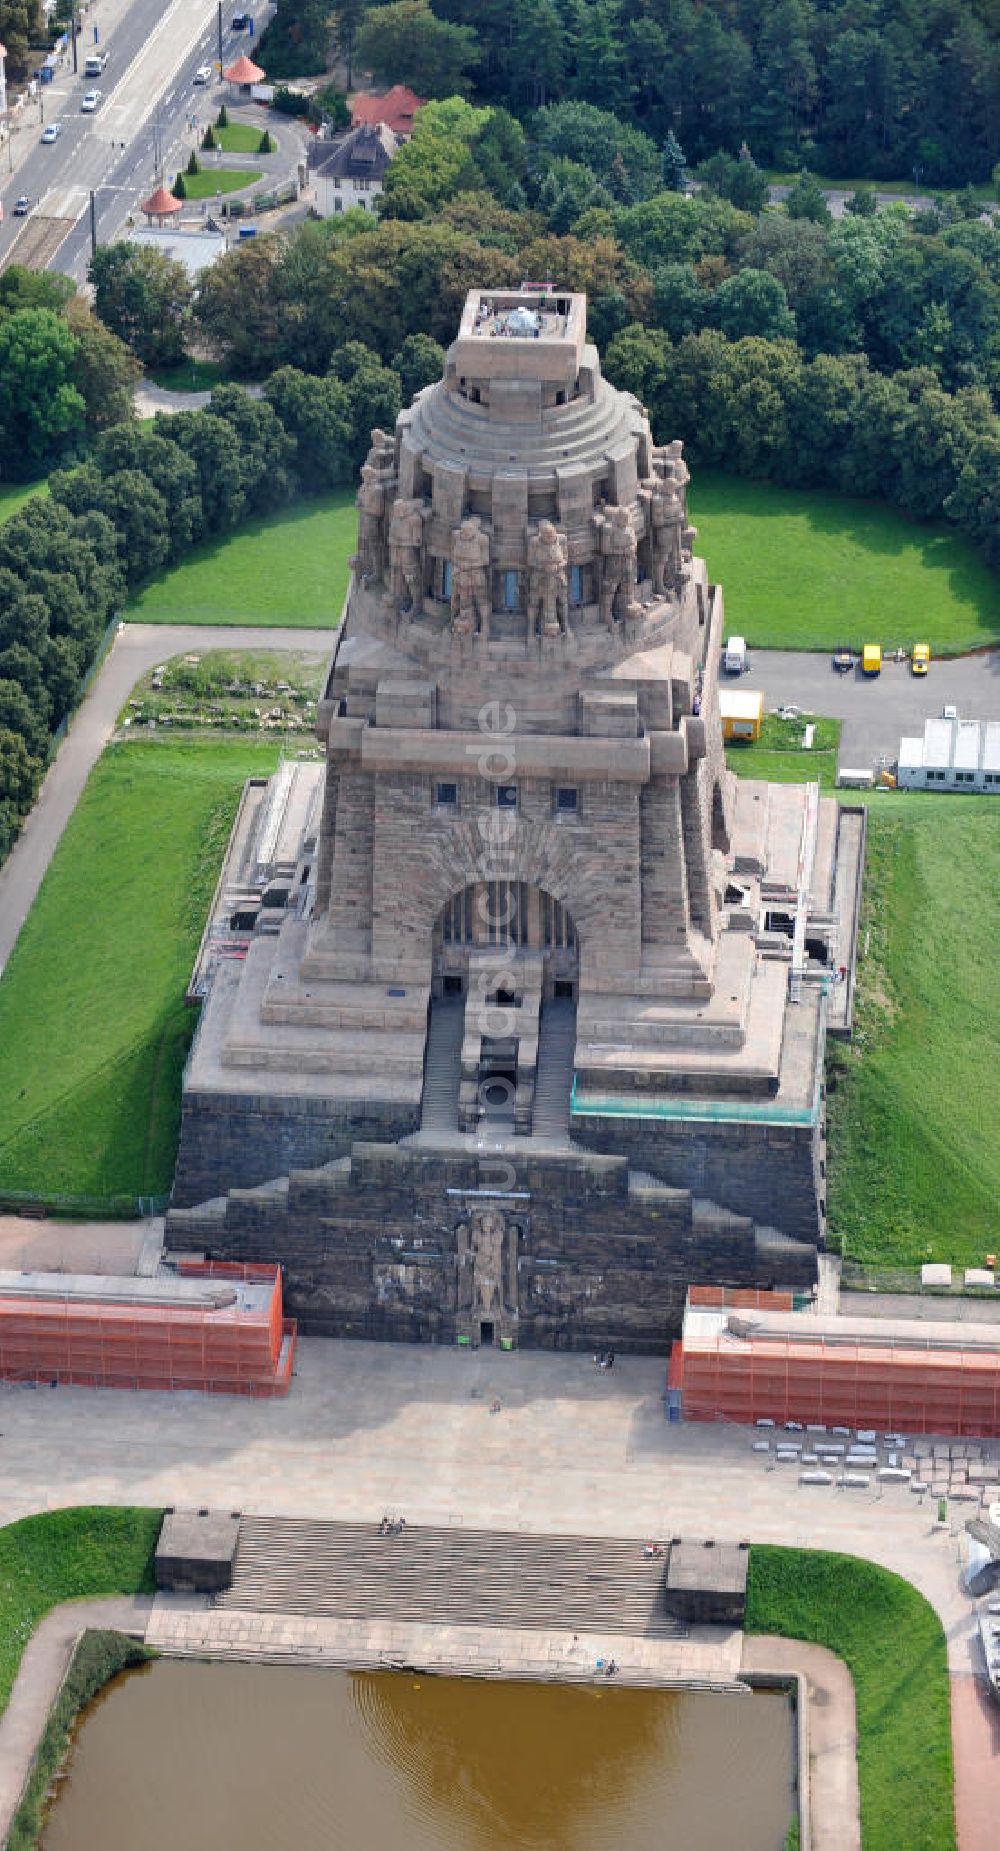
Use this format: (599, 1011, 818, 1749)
(0, 738, 280, 1203)
(126, 491, 355, 628)
(746, 1546, 955, 1851)
(0, 1509, 160, 1718)
(826, 795, 998, 1267)
(690, 472, 1000, 654)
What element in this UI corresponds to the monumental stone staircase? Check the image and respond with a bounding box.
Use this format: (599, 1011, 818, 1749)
(531, 999, 576, 1138)
(408, 997, 576, 1151)
(214, 1516, 690, 1642)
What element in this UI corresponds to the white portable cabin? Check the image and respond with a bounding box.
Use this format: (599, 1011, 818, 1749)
(896, 715, 1000, 791)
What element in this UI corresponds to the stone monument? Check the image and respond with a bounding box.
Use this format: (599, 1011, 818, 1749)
(167, 288, 858, 1352)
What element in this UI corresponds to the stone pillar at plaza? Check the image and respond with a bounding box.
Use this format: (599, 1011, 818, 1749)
(168, 289, 856, 1352)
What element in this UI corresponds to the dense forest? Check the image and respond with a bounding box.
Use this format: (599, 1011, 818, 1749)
(260, 0, 1000, 185)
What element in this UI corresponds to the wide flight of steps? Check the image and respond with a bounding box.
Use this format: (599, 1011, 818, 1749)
(416, 998, 464, 1134)
(531, 1000, 576, 1141)
(215, 1517, 689, 1642)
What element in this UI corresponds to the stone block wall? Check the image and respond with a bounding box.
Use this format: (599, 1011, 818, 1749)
(572, 1111, 825, 1245)
(169, 1092, 420, 1210)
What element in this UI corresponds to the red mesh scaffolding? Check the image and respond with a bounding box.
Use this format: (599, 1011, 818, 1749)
(0, 1261, 296, 1396)
(671, 1313, 1000, 1438)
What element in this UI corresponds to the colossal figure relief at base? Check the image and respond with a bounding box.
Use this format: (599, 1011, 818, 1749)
(168, 287, 860, 1355)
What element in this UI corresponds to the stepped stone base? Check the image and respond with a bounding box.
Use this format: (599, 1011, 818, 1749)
(166, 1135, 817, 1352)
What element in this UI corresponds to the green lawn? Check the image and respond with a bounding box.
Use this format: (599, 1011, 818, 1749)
(178, 166, 262, 198)
(0, 478, 48, 521)
(0, 1508, 160, 1718)
(126, 491, 355, 627)
(726, 711, 841, 791)
(0, 738, 281, 1206)
(690, 472, 1000, 654)
(746, 1547, 955, 1851)
(212, 121, 270, 153)
(826, 795, 999, 1267)
(145, 358, 228, 392)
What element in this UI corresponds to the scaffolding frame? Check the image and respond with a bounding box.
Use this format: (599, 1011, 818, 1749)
(0, 1261, 296, 1397)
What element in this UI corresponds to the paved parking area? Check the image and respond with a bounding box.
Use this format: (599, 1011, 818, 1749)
(749, 648, 1000, 769)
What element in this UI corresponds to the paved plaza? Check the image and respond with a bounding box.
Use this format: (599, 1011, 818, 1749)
(0, 1335, 995, 1844)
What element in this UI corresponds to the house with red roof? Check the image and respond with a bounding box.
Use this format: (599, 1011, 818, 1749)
(349, 84, 425, 140)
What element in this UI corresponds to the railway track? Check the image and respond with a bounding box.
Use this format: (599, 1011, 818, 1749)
(0, 213, 78, 273)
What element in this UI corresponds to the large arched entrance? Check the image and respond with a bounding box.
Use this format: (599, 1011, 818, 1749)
(424, 883, 579, 1141)
(432, 881, 579, 1003)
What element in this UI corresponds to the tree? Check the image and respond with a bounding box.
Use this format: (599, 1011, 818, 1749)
(0, 725, 43, 813)
(208, 385, 297, 511)
(728, 149, 770, 216)
(161, 410, 248, 533)
(173, 173, 188, 199)
(652, 263, 707, 341)
(532, 103, 661, 204)
(334, 0, 367, 89)
(0, 265, 75, 316)
(202, 124, 217, 151)
(263, 367, 354, 487)
(0, 678, 48, 756)
(258, 129, 275, 154)
(603, 323, 672, 409)
(328, 342, 403, 467)
(92, 426, 204, 557)
(65, 300, 141, 433)
(89, 244, 192, 369)
(661, 131, 687, 193)
(712, 270, 797, 342)
(194, 236, 286, 375)
(0, 309, 86, 479)
(392, 332, 446, 401)
(537, 158, 611, 234)
(784, 171, 832, 225)
(845, 187, 877, 218)
(186, 149, 200, 176)
(355, 1, 480, 100)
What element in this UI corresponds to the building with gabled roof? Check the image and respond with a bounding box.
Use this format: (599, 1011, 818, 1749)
(308, 121, 398, 216)
(349, 83, 425, 139)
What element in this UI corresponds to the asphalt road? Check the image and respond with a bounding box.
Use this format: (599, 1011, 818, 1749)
(746, 647, 1000, 768)
(0, 0, 274, 283)
(0, 621, 329, 978)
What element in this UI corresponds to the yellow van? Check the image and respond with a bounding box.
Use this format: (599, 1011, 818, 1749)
(861, 644, 882, 676)
(912, 643, 930, 675)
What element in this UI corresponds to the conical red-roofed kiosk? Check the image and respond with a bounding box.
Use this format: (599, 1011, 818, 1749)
(140, 183, 183, 223)
(223, 51, 264, 91)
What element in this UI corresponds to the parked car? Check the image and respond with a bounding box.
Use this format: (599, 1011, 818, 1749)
(13, 195, 31, 215)
(911, 642, 930, 676)
(40, 121, 62, 143)
(232, 12, 250, 27)
(80, 89, 102, 112)
(832, 646, 854, 673)
(861, 643, 882, 676)
(194, 63, 213, 83)
(723, 635, 749, 674)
